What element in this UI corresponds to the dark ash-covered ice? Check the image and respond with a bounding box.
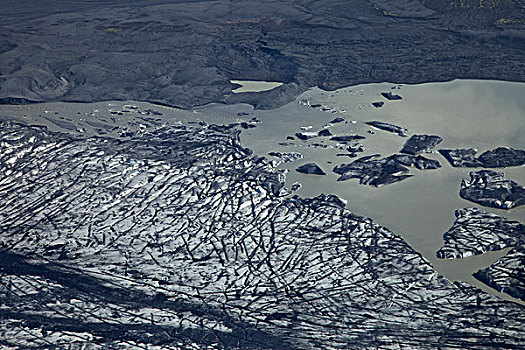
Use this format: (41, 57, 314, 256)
(439, 148, 482, 167)
(436, 208, 525, 259)
(366, 121, 408, 137)
(381, 92, 403, 100)
(439, 147, 525, 168)
(346, 143, 364, 154)
(333, 152, 443, 187)
(473, 246, 525, 302)
(333, 154, 412, 187)
(392, 154, 442, 170)
(330, 135, 366, 142)
(317, 129, 332, 137)
(330, 117, 345, 123)
(400, 134, 442, 155)
(296, 162, 327, 175)
(295, 132, 318, 140)
(478, 147, 525, 168)
(460, 170, 525, 209)
(268, 151, 303, 163)
(240, 121, 257, 129)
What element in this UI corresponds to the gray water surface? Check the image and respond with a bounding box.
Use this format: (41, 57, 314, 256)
(230, 80, 283, 94)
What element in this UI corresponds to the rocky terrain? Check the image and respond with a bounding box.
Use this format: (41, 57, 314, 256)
(0, 0, 524, 109)
(1, 121, 524, 349)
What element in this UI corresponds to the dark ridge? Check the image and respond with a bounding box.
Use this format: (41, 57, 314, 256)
(0, 97, 41, 105)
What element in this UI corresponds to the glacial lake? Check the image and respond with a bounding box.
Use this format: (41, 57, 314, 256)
(200, 79, 525, 303)
(1, 79, 523, 303)
(230, 80, 283, 93)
